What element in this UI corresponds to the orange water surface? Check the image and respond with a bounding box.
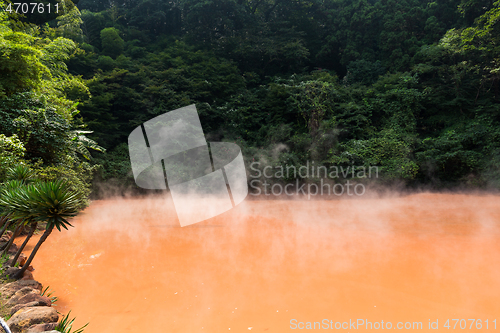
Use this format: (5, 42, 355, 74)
(21, 193, 500, 332)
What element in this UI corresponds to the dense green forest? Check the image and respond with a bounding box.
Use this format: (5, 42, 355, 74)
(1, 0, 500, 197)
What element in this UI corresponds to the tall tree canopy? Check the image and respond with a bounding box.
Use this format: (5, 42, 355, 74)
(1, 0, 500, 192)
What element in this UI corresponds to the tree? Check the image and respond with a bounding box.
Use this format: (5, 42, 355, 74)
(287, 80, 337, 136)
(344, 60, 386, 86)
(100, 27, 124, 58)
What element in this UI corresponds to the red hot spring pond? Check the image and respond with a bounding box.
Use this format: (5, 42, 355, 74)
(18, 193, 500, 332)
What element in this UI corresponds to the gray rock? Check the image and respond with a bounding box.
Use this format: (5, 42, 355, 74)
(0, 280, 42, 299)
(4, 267, 21, 279)
(0, 231, 13, 242)
(9, 293, 51, 307)
(10, 301, 43, 316)
(6, 243, 19, 255)
(5, 253, 27, 268)
(24, 322, 57, 333)
(6, 307, 59, 333)
(21, 268, 34, 281)
(6, 287, 37, 306)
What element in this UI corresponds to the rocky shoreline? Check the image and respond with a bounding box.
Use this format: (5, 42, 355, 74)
(0, 232, 62, 333)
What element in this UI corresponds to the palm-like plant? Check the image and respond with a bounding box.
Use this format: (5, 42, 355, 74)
(0, 180, 25, 242)
(0, 165, 36, 242)
(0, 180, 34, 259)
(5, 165, 37, 183)
(0, 168, 39, 264)
(0, 180, 85, 279)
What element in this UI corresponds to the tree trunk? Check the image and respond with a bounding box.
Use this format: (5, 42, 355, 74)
(1, 222, 23, 254)
(0, 217, 11, 240)
(0, 216, 7, 230)
(11, 222, 37, 266)
(14, 226, 53, 280)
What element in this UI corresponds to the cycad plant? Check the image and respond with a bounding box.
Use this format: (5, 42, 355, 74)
(5, 165, 37, 183)
(0, 180, 24, 241)
(0, 167, 39, 259)
(0, 180, 85, 279)
(0, 165, 36, 242)
(0, 181, 39, 264)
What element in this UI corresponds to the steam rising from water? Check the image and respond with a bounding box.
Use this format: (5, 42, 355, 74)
(23, 192, 500, 332)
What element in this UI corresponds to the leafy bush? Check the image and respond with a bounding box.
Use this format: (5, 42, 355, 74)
(100, 27, 124, 58)
(0, 134, 26, 182)
(97, 55, 115, 70)
(344, 60, 386, 86)
(34, 157, 98, 208)
(330, 130, 419, 180)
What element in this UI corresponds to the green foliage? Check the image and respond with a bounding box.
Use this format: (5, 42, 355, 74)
(92, 143, 131, 181)
(330, 131, 419, 180)
(69, 130, 106, 160)
(55, 1, 84, 42)
(0, 180, 85, 231)
(97, 55, 115, 70)
(40, 286, 58, 304)
(100, 27, 124, 58)
(287, 80, 337, 135)
(5, 165, 36, 183)
(0, 0, 498, 190)
(344, 60, 386, 86)
(34, 157, 98, 206)
(76, 40, 246, 149)
(417, 129, 482, 180)
(0, 182, 30, 223)
(0, 23, 47, 95)
(0, 92, 73, 164)
(0, 4, 101, 199)
(0, 134, 25, 182)
(0, 252, 10, 276)
(55, 311, 89, 333)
